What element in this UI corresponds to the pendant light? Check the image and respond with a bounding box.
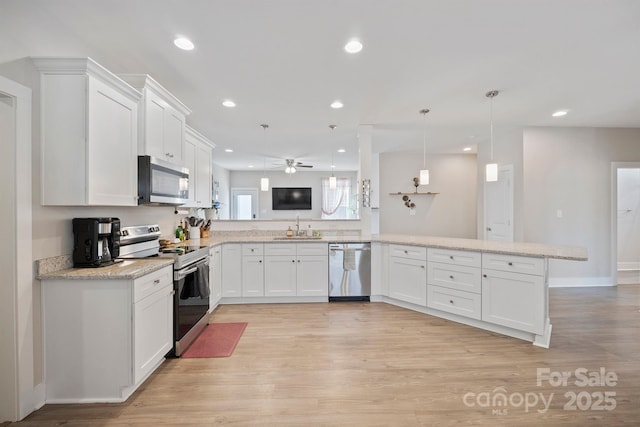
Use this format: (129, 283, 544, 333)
(260, 124, 269, 191)
(419, 108, 430, 185)
(485, 90, 499, 182)
(329, 124, 337, 189)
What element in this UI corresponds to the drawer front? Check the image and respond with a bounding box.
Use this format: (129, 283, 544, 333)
(242, 243, 264, 256)
(427, 248, 481, 268)
(482, 253, 545, 276)
(389, 244, 426, 261)
(427, 285, 481, 320)
(134, 265, 173, 303)
(296, 242, 328, 256)
(264, 243, 296, 256)
(427, 262, 481, 294)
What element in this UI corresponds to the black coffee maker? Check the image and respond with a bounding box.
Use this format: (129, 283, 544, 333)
(72, 218, 121, 267)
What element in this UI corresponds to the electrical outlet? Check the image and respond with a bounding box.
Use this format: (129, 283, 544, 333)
(410, 209, 416, 216)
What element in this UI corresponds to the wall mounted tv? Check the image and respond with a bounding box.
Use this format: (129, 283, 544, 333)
(272, 187, 312, 210)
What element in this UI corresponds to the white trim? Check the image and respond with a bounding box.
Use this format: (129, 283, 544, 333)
(618, 261, 640, 271)
(548, 277, 614, 288)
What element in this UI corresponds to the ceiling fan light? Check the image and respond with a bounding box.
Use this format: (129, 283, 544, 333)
(260, 177, 269, 191)
(329, 175, 337, 190)
(285, 166, 296, 174)
(419, 169, 429, 186)
(486, 163, 498, 182)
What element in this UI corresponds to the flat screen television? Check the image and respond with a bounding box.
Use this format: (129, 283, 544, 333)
(272, 187, 312, 210)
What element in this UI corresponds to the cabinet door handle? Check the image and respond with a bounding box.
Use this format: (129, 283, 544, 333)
(483, 274, 488, 278)
(421, 265, 425, 269)
(259, 259, 262, 263)
(292, 260, 295, 263)
(297, 259, 301, 263)
(153, 279, 160, 284)
(508, 262, 513, 266)
(449, 275, 454, 279)
(449, 300, 454, 304)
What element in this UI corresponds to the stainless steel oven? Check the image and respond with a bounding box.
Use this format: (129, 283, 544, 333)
(173, 254, 210, 356)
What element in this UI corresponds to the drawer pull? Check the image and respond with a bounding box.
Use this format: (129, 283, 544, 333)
(153, 279, 160, 285)
(483, 274, 487, 278)
(251, 248, 254, 252)
(508, 262, 513, 266)
(449, 275, 454, 279)
(449, 300, 454, 304)
(404, 250, 408, 254)
(449, 255, 454, 260)
(292, 260, 295, 263)
(259, 260, 262, 263)
(421, 265, 425, 269)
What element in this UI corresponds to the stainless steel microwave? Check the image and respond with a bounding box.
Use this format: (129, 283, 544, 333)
(138, 156, 189, 206)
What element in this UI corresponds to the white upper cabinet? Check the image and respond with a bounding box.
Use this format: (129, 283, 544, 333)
(118, 74, 191, 165)
(33, 57, 142, 206)
(183, 126, 214, 208)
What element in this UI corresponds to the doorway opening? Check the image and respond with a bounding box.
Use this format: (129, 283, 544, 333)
(612, 163, 640, 285)
(230, 188, 259, 220)
(484, 164, 514, 241)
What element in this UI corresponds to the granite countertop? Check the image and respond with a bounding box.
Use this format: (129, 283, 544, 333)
(196, 233, 587, 260)
(372, 234, 588, 261)
(38, 258, 174, 280)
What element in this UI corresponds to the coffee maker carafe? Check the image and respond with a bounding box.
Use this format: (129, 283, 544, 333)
(72, 218, 121, 267)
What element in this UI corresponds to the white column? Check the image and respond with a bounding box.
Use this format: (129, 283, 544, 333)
(358, 125, 373, 238)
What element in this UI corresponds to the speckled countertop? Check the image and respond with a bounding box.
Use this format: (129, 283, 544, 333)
(197, 233, 587, 260)
(37, 258, 174, 280)
(37, 232, 586, 281)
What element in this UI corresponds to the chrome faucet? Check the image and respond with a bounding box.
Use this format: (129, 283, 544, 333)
(295, 215, 300, 236)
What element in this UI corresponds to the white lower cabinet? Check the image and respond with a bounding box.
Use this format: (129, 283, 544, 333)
(388, 256, 427, 306)
(264, 256, 297, 296)
(42, 265, 173, 403)
(481, 268, 545, 335)
(427, 285, 481, 320)
(210, 246, 222, 308)
(221, 244, 242, 297)
(242, 255, 265, 297)
(263, 243, 328, 298)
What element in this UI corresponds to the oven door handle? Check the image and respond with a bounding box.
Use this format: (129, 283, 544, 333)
(175, 259, 209, 280)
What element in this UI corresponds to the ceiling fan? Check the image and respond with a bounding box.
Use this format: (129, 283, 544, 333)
(274, 159, 313, 174)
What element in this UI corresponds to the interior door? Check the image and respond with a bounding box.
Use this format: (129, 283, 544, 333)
(484, 164, 514, 241)
(231, 188, 259, 220)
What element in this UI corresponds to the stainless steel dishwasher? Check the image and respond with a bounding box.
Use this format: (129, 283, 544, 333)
(329, 242, 371, 301)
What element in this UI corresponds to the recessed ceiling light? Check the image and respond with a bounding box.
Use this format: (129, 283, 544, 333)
(344, 39, 363, 54)
(224, 149, 233, 153)
(331, 165, 336, 169)
(552, 110, 568, 117)
(463, 147, 472, 152)
(222, 100, 236, 108)
(174, 37, 195, 51)
(337, 148, 346, 153)
(330, 100, 343, 109)
(248, 165, 254, 168)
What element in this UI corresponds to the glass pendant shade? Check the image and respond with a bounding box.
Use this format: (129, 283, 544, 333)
(329, 175, 337, 190)
(486, 163, 498, 182)
(419, 169, 429, 185)
(260, 177, 269, 191)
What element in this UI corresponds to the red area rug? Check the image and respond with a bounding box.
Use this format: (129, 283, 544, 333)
(182, 322, 247, 358)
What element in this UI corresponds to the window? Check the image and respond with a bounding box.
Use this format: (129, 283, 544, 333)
(321, 178, 357, 219)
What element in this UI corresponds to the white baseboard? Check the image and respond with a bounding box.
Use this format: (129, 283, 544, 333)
(549, 277, 614, 288)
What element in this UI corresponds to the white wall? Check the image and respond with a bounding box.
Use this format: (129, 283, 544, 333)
(617, 168, 640, 269)
(523, 127, 640, 285)
(229, 170, 358, 220)
(379, 152, 477, 238)
(211, 162, 230, 220)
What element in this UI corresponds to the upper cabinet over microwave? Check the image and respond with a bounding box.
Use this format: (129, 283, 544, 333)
(118, 74, 191, 166)
(33, 57, 142, 206)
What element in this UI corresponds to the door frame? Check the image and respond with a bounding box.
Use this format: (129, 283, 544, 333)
(0, 74, 35, 421)
(230, 187, 259, 220)
(611, 162, 640, 286)
(483, 164, 514, 241)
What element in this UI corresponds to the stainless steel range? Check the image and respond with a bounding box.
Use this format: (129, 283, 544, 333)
(119, 224, 211, 356)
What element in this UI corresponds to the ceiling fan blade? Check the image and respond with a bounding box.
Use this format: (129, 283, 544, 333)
(297, 165, 313, 168)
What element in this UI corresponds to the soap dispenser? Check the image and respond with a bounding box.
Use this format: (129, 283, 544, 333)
(307, 224, 313, 237)
(286, 226, 293, 238)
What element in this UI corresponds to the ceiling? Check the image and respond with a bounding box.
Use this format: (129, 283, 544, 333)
(2, 0, 639, 171)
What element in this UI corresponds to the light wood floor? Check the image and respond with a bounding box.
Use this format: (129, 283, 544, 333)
(12, 285, 640, 426)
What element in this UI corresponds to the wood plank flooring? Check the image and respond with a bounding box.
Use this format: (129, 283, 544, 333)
(12, 285, 640, 426)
